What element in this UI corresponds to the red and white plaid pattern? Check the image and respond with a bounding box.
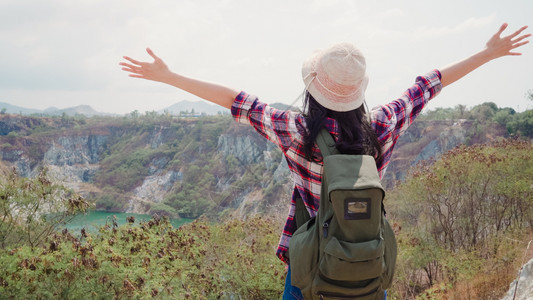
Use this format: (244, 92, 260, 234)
(231, 70, 442, 263)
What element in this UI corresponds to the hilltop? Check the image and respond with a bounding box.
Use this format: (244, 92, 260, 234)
(0, 101, 530, 220)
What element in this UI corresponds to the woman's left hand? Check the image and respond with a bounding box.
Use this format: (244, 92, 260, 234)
(484, 23, 530, 59)
(440, 23, 530, 87)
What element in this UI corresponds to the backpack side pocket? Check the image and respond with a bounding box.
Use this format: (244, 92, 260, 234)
(382, 218, 397, 289)
(289, 217, 319, 291)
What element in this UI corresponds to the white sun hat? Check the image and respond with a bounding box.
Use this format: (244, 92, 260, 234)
(302, 42, 369, 112)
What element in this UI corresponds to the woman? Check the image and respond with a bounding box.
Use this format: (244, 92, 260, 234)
(120, 23, 529, 299)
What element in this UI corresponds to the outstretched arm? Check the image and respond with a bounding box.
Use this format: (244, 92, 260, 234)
(440, 23, 530, 87)
(119, 48, 239, 109)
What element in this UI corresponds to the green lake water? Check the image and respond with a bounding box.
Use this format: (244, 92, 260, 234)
(64, 210, 193, 233)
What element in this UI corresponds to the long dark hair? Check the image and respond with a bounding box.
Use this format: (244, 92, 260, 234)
(302, 92, 382, 163)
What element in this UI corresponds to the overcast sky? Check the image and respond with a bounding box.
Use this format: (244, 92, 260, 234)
(1, 0, 532, 114)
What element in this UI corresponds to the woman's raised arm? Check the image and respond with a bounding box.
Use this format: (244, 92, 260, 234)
(120, 48, 239, 109)
(440, 23, 530, 87)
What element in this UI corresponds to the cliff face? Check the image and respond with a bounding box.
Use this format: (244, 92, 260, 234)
(0, 115, 290, 218)
(213, 131, 291, 216)
(0, 114, 504, 218)
(218, 134, 268, 165)
(43, 135, 107, 184)
(1, 134, 106, 180)
(383, 120, 474, 186)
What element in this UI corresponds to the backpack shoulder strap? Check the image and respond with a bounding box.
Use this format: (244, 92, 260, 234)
(316, 128, 339, 157)
(294, 128, 338, 229)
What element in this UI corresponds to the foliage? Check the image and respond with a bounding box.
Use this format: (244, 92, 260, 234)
(97, 146, 155, 191)
(93, 187, 131, 212)
(149, 203, 178, 218)
(506, 109, 533, 137)
(387, 139, 533, 298)
(419, 101, 533, 140)
(0, 215, 286, 299)
(0, 168, 90, 250)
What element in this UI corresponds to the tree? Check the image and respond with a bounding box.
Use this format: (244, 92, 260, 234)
(470, 102, 498, 122)
(455, 104, 467, 119)
(0, 167, 89, 249)
(389, 139, 532, 296)
(408, 141, 532, 251)
(130, 110, 139, 122)
(493, 107, 515, 127)
(506, 110, 533, 137)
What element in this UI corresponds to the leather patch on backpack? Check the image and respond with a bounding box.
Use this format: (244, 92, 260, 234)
(344, 198, 371, 220)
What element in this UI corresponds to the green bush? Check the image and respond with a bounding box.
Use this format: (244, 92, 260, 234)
(149, 203, 178, 218)
(0, 215, 286, 299)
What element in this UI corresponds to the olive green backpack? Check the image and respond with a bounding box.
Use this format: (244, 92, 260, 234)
(289, 129, 397, 299)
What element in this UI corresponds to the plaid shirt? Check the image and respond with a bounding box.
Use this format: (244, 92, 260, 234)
(231, 70, 442, 263)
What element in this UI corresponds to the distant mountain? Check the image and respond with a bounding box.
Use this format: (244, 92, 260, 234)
(44, 106, 60, 113)
(0, 100, 297, 117)
(0, 102, 43, 115)
(52, 105, 109, 117)
(160, 100, 299, 116)
(0, 102, 111, 117)
(160, 100, 229, 115)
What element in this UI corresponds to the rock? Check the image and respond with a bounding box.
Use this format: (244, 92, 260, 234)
(0, 149, 33, 177)
(272, 159, 290, 184)
(44, 135, 107, 166)
(413, 126, 466, 166)
(501, 257, 533, 300)
(383, 121, 468, 187)
(41, 135, 107, 184)
(217, 134, 266, 164)
(150, 125, 168, 149)
(127, 170, 181, 212)
(16, 155, 33, 177)
(47, 164, 99, 183)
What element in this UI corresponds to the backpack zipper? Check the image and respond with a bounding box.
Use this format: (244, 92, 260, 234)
(323, 217, 332, 238)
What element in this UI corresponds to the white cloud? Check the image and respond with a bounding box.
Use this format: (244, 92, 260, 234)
(0, 0, 531, 114)
(379, 8, 404, 19)
(410, 15, 497, 40)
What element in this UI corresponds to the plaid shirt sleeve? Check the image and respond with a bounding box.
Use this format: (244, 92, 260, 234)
(231, 91, 305, 152)
(371, 70, 442, 178)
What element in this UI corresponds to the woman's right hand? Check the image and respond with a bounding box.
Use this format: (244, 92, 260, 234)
(120, 47, 239, 109)
(120, 48, 172, 83)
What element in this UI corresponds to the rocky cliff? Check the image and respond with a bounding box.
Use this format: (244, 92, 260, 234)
(382, 119, 475, 185)
(0, 114, 506, 218)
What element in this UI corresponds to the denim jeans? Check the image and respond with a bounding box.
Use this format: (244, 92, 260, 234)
(283, 265, 387, 299)
(283, 265, 304, 300)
